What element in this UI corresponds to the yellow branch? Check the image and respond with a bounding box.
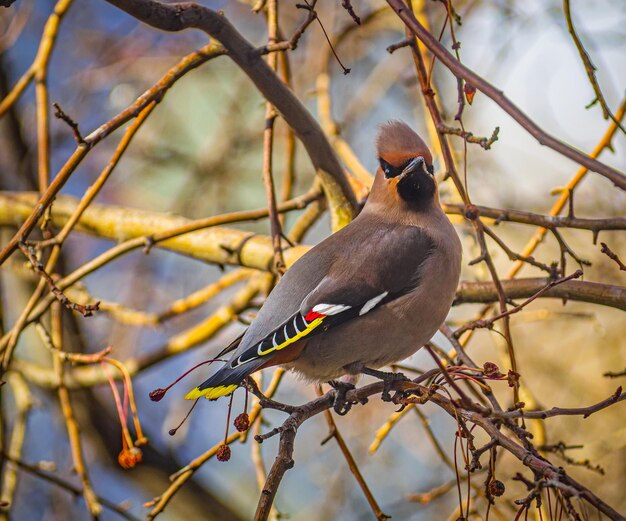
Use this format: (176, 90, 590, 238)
(508, 97, 626, 278)
(0, 192, 312, 270)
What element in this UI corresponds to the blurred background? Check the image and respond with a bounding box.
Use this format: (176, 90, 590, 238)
(0, 0, 625, 519)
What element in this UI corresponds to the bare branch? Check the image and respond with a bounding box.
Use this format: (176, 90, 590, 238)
(52, 102, 85, 145)
(443, 203, 626, 233)
(102, 0, 357, 214)
(316, 386, 390, 521)
(17, 241, 100, 317)
(0, 0, 358, 266)
(563, 0, 625, 134)
(496, 387, 625, 420)
(454, 270, 583, 337)
(386, 0, 626, 190)
(0, 453, 140, 521)
(454, 277, 626, 311)
(600, 242, 626, 271)
(340, 0, 361, 25)
(248, 373, 625, 520)
(438, 123, 500, 150)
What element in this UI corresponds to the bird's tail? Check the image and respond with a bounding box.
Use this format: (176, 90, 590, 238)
(185, 359, 264, 400)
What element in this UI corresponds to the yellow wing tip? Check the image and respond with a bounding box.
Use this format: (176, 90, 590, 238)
(184, 384, 238, 401)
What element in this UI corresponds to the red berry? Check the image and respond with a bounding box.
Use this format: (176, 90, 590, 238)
(149, 388, 166, 402)
(233, 413, 250, 432)
(216, 444, 231, 462)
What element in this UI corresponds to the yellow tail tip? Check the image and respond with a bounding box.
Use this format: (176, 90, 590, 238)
(185, 384, 238, 401)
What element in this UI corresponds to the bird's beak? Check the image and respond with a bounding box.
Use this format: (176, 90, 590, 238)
(397, 156, 426, 181)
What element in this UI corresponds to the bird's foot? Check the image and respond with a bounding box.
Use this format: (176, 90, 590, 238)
(328, 380, 360, 416)
(361, 367, 410, 402)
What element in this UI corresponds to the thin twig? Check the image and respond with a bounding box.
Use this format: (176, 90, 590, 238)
(0, 373, 32, 512)
(0, 0, 73, 118)
(0, 0, 359, 266)
(468, 215, 521, 404)
(386, 39, 413, 53)
(315, 386, 390, 521)
(368, 405, 413, 454)
(496, 387, 625, 420)
(47, 305, 102, 517)
(562, 0, 625, 134)
(262, 0, 286, 275)
(0, 453, 140, 521)
(340, 0, 361, 25)
(603, 369, 626, 379)
(386, 0, 626, 190)
(482, 226, 555, 274)
(53, 102, 85, 144)
(453, 270, 583, 337)
(260, 1, 317, 53)
(406, 27, 468, 202)
(18, 241, 100, 317)
(438, 124, 499, 150)
(539, 442, 605, 475)
(600, 242, 626, 271)
(301, 0, 351, 74)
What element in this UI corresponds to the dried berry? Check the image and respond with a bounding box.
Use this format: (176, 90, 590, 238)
(464, 204, 480, 221)
(233, 413, 250, 432)
(464, 82, 477, 104)
(507, 370, 521, 388)
(149, 388, 166, 402)
(216, 444, 231, 462)
(483, 362, 504, 379)
(118, 447, 143, 469)
(488, 479, 505, 497)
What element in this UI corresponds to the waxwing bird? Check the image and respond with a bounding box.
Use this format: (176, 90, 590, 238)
(186, 121, 462, 411)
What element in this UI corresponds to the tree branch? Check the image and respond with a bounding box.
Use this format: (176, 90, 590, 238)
(562, 0, 625, 134)
(453, 269, 583, 337)
(102, 0, 357, 222)
(443, 203, 626, 233)
(386, 0, 626, 190)
(454, 277, 626, 311)
(250, 374, 624, 521)
(0, 453, 140, 521)
(497, 387, 625, 420)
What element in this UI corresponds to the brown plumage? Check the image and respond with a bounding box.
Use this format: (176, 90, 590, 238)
(376, 120, 433, 166)
(186, 121, 462, 402)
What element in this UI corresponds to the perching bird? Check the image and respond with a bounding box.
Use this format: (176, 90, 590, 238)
(186, 121, 462, 411)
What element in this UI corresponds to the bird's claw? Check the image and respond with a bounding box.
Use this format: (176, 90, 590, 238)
(381, 372, 410, 402)
(328, 380, 360, 416)
(362, 367, 410, 402)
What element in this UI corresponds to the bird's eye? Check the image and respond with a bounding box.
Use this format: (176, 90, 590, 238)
(379, 158, 405, 178)
(380, 157, 430, 178)
(379, 158, 394, 177)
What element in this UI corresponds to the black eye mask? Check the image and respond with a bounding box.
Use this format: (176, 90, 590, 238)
(379, 157, 434, 178)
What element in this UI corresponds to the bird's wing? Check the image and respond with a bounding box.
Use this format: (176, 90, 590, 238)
(186, 220, 436, 400)
(226, 223, 435, 370)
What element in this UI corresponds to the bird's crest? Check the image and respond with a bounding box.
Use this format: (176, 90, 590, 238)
(376, 120, 432, 166)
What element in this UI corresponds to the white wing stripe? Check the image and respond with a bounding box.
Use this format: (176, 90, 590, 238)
(312, 303, 351, 315)
(359, 292, 389, 316)
(237, 355, 257, 367)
